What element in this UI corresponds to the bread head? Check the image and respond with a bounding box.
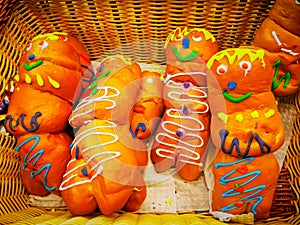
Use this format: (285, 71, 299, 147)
(268, 0, 300, 36)
(207, 47, 285, 156)
(18, 32, 91, 102)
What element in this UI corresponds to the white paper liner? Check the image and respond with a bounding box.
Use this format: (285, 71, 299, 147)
(29, 62, 295, 214)
(28, 193, 66, 209)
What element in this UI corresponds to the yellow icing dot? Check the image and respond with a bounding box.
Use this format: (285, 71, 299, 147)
(133, 187, 142, 192)
(251, 110, 259, 119)
(264, 109, 275, 118)
(218, 112, 228, 123)
(48, 76, 60, 88)
(14, 75, 20, 82)
(25, 74, 31, 84)
(16, 87, 20, 91)
(160, 74, 165, 81)
(236, 114, 244, 122)
(36, 73, 44, 86)
(165, 198, 173, 205)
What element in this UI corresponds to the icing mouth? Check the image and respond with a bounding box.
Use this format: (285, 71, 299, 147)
(172, 46, 198, 62)
(222, 89, 252, 103)
(271, 31, 299, 56)
(24, 59, 43, 71)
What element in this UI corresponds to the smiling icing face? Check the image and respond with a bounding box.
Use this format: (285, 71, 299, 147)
(207, 47, 274, 103)
(17, 32, 91, 103)
(165, 27, 218, 64)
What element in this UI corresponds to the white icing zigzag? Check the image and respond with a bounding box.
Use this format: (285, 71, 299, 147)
(155, 72, 209, 166)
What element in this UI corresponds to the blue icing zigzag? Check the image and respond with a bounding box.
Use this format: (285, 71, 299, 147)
(16, 136, 55, 191)
(215, 157, 266, 215)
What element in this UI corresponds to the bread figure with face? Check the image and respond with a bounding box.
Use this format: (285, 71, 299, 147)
(206, 47, 285, 219)
(4, 32, 91, 196)
(253, 0, 300, 96)
(151, 27, 218, 181)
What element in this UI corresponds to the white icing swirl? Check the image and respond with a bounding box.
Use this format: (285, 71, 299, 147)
(59, 121, 121, 191)
(164, 71, 206, 84)
(154, 74, 208, 166)
(69, 86, 120, 124)
(60, 85, 122, 191)
(271, 31, 299, 56)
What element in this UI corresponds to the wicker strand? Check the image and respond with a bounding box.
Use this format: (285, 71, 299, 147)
(0, 1, 299, 224)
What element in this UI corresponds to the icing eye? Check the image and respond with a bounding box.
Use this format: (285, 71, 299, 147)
(39, 40, 49, 49)
(296, 0, 300, 5)
(174, 34, 183, 41)
(25, 43, 32, 51)
(239, 61, 252, 75)
(60, 36, 68, 41)
(216, 64, 228, 75)
(192, 35, 202, 42)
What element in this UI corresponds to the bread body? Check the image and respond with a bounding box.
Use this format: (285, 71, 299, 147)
(151, 27, 218, 181)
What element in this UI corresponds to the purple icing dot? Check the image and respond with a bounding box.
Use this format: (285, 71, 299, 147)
(75, 146, 80, 160)
(81, 166, 88, 176)
(176, 129, 184, 137)
(182, 105, 189, 115)
(183, 82, 190, 89)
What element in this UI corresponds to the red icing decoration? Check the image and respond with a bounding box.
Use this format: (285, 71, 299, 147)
(235, 201, 244, 207)
(234, 186, 244, 192)
(238, 165, 249, 174)
(193, 32, 201, 38)
(241, 63, 249, 69)
(80, 89, 92, 99)
(27, 162, 35, 169)
(219, 68, 226, 74)
(79, 53, 91, 63)
(133, 106, 145, 114)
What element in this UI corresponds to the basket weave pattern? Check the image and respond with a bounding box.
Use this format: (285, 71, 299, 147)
(0, 0, 299, 224)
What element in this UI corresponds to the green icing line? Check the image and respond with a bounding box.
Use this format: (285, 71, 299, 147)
(24, 60, 43, 71)
(97, 70, 110, 79)
(272, 59, 291, 90)
(172, 46, 198, 62)
(90, 81, 97, 88)
(91, 87, 98, 95)
(223, 90, 252, 103)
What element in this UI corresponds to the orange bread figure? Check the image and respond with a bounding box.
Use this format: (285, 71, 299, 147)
(253, 0, 300, 96)
(207, 47, 285, 219)
(207, 47, 285, 157)
(61, 56, 164, 215)
(4, 32, 91, 196)
(151, 27, 218, 181)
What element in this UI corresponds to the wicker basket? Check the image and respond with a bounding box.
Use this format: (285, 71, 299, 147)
(0, 0, 299, 224)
